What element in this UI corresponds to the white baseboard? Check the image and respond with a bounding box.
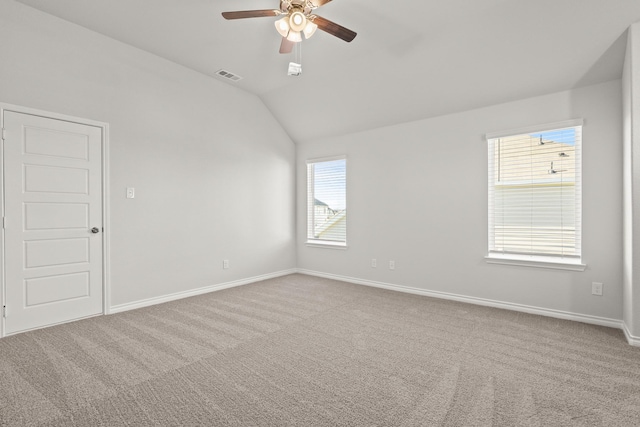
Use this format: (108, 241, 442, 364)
(109, 269, 297, 314)
(622, 322, 640, 347)
(108, 267, 637, 346)
(297, 269, 624, 331)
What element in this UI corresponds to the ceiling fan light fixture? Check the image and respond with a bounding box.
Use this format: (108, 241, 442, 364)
(303, 21, 318, 39)
(221, 2, 358, 54)
(289, 11, 306, 32)
(275, 17, 290, 37)
(287, 30, 302, 42)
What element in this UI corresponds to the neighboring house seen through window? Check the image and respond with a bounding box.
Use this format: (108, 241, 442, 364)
(307, 157, 346, 246)
(486, 120, 584, 270)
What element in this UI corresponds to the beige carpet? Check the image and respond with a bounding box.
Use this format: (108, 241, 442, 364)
(1, 273, 639, 426)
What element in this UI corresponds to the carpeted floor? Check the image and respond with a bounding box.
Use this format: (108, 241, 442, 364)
(1, 273, 639, 426)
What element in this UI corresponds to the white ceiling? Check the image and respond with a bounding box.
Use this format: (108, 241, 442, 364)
(14, 0, 640, 143)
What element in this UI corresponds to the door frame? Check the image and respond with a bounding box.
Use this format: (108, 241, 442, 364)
(0, 103, 111, 337)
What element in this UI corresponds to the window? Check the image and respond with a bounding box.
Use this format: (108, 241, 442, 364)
(486, 120, 584, 270)
(307, 157, 347, 246)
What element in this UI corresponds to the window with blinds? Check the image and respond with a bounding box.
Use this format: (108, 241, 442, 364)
(487, 120, 582, 263)
(307, 157, 347, 246)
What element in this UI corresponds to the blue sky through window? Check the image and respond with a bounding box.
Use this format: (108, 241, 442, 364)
(533, 127, 576, 145)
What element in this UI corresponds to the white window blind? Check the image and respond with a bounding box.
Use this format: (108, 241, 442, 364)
(307, 157, 347, 245)
(487, 121, 582, 261)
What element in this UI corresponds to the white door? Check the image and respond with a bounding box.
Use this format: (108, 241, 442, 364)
(3, 111, 103, 335)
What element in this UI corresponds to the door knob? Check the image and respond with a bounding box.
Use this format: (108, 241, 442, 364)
(91, 227, 100, 234)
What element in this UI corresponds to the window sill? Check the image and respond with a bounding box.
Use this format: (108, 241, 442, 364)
(306, 240, 348, 250)
(485, 254, 586, 271)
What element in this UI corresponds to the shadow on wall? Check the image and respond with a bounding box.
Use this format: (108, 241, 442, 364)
(575, 31, 628, 89)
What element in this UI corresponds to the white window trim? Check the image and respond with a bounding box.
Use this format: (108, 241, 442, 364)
(306, 155, 347, 249)
(485, 254, 586, 271)
(306, 154, 347, 164)
(306, 240, 348, 249)
(485, 119, 584, 140)
(485, 119, 585, 271)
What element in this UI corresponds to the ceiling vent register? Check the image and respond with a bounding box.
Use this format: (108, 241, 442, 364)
(215, 69, 243, 82)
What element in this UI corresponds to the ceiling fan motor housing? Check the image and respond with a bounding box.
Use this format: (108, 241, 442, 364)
(281, 0, 311, 12)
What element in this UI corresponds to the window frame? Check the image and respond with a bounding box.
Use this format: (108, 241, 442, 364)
(306, 155, 348, 248)
(485, 119, 586, 271)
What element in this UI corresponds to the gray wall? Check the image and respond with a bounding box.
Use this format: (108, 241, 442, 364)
(297, 80, 623, 321)
(0, 1, 297, 308)
(623, 23, 640, 339)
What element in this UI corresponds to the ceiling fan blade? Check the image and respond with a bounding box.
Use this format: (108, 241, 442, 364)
(222, 10, 280, 20)
(280, 37, 295, 54)
(311, 15, 357, 42)
(308, 0, 333, 8)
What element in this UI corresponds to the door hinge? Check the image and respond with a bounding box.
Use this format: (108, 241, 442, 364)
(2, 306, 6, 318)
(2, 217, 5, 229)
(1, 128, 5, 141)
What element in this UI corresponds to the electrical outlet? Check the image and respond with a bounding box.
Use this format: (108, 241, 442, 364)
(223, 259, 229, 269)
(592, 282, 603, 296)
(389, 260, 395, 270)
(126, 187, 135, 199)
(371, 259, 377, 268)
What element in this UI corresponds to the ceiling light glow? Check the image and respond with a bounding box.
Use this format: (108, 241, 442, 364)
(303, 21, 318, 39)
(287, 30, 302, 43)
(275, 17, 290, 37)
(289, 11, 306, 32)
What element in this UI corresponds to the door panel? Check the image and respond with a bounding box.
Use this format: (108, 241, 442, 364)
(24, 164, 89, 194)
(3, 111, 103, 334)
(25, 272, 90, 307)
(24, 127, 89, 160)
(24, 203, 89, 230)
(24, 238, 89, 268)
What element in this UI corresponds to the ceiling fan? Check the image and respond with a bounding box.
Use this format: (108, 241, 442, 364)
(222, 0, 357, 54)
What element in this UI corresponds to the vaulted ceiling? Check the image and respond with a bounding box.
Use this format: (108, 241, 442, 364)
(14, 0, 640, 143)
